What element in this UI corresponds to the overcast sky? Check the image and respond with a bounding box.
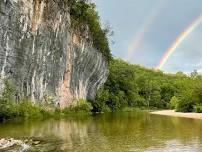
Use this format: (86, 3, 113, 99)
(93, 0, 202, 73)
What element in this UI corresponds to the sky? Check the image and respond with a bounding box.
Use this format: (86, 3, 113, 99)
(93, 0, 202, 73)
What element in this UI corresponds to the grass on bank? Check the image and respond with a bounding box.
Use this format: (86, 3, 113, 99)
(0, 78, 94, 122)
(55, 99, 93, 117)
(0, 97, 93, 122)
(0, 99, 49, 121)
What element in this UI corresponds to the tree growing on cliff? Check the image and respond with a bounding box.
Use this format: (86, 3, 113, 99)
(69, 0, 112, 61)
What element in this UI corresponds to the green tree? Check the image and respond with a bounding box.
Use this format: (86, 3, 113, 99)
(170, 96, 179, 109)
(93, 88, 110, 112)
(95, 58, 202, 113)
(190, 70, 198, 79)
(69, 0, 112, 61)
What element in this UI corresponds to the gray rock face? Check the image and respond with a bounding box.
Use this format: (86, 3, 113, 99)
(0, 0, 108, 107)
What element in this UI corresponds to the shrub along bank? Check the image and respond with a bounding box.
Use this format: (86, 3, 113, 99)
(0, 79, 93, 122)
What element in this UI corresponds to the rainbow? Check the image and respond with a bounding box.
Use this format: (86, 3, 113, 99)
(156, 15, 202, 70)
(125, 1, 168, 61)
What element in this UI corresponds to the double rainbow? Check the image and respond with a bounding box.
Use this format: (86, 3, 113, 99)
(156, 15, 202, 70)
(125, 1, 168, 61)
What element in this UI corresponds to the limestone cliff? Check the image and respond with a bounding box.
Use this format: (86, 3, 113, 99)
(0, 0, 108, 107)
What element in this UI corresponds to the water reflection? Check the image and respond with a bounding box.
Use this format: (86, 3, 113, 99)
(0, 111, 202, 151)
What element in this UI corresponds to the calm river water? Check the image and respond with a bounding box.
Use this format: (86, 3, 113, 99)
(1, 111, 202, 152)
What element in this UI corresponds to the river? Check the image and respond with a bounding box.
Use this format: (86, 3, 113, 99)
(0, 111, 202, 152)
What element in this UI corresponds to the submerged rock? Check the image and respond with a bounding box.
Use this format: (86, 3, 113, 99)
(0, 138, 30, 152)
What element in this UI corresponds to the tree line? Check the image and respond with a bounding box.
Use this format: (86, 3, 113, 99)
(92, 59, 202, 113)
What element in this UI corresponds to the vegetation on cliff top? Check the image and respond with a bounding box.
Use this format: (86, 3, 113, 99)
(92, 59, 202, 113)
(68, 0, 112, 61)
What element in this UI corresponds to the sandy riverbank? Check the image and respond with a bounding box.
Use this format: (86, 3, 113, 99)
(151, 110, 202, 120)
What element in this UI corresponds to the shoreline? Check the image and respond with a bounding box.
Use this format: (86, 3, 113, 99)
(151, 110, 202, 120)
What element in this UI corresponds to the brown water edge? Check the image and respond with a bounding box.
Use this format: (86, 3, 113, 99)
(0, 111, 202, 151)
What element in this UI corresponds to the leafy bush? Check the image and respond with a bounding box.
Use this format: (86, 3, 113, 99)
(92, 88, 111, 112)
(135, 96, 147, 107)
(72, 99, 93, 113)
(42, 94, 54, 108)
(0, 99, 16, 121)
(0, 79, 17, 121)
(170, 96, 179, 109)
(1, 79, 15, 101)
(17, 100, 50, 118)
(176, 99, 194, 112)
(193, 104, 202, 113)
(0, 99, 51, 121)
(62, 99, 93, 115)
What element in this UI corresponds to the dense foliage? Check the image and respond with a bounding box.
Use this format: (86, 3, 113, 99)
(57, 99, 93, 116)
(93, 59, 202, 113)
(68, 0, 112, 61)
